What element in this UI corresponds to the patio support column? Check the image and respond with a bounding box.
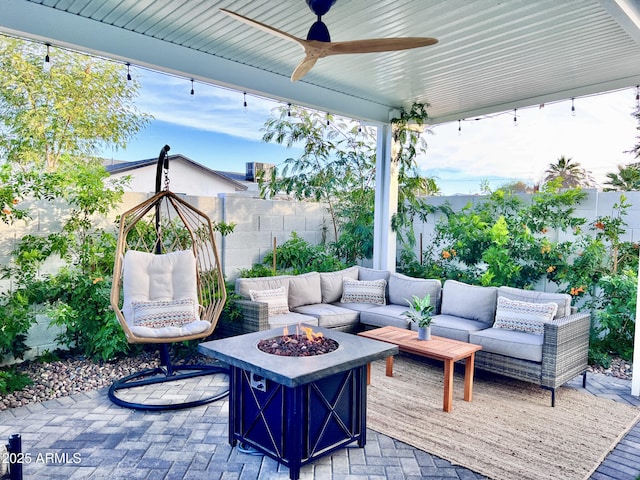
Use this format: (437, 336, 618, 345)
(372, 122, 397, 272)
(633, 257, 639, 396)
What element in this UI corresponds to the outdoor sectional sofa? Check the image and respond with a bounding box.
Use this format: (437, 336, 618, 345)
(232, 266, 590, 405)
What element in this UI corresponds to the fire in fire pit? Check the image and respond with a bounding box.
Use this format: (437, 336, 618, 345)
(257, 325, 339, 357)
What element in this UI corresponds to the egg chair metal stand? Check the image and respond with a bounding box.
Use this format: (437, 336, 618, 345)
(108, 145, 229, 411)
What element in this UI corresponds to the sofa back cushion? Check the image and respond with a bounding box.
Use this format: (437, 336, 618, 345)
(441, 280, 497, 326)
(319, 266, 359, 303)
(235, 275, 291, 299)
(388, 273, 441, 311)
(288, 272, 322, 308)
(497, 286, 571, 319)
(357, 266, 390, 283)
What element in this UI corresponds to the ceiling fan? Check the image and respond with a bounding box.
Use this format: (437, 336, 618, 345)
(220, 0, 438, 81)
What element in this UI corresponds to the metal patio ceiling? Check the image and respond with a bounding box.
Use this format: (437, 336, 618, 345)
(2, 0, 640, 124)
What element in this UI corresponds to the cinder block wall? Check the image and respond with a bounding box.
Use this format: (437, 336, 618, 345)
(0, 189, 636, 360)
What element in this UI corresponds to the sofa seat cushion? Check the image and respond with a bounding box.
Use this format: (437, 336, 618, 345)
(268, 312, 319, 328)
(292, 304, 359, 329)
(469, 327, 543, 362)
(332, 301, 379, 312)
(359, 305, 411, 329)
(430, 314, 488, 342)
(497, 286, 571, 319)
(440, 280, 497, 326)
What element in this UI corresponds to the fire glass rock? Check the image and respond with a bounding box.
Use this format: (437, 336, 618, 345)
(257, 334, 339, 357)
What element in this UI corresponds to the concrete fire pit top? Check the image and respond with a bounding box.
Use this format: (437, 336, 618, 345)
(199, 325, 398, 387)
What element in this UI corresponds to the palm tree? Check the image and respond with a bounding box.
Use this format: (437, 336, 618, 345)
(603, 163, 640, 191)
(543, 156, 595, 188)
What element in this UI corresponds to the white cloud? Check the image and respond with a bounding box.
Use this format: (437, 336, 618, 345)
(133, 69, 283, 142)
(421, 89, 638, 194)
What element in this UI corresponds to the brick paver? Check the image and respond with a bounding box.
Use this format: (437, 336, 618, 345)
(0, 362, 637, 479)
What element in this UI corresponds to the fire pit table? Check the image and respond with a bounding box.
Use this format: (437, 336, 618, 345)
(198, 325, 397, 480)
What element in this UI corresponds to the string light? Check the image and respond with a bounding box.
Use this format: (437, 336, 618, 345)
(636, 85, 639, 108)
(513, 108, 518, 127)
(571, 97, 576, 116)
(43, 43, 51, 72)
(326, 112, 330, 126)
(190, 78, 194, 96)
(126, 63, 132, 85)
(243, 92, 247, 110)
(458, 119, 462, 135)
(287, 103, 291, 116)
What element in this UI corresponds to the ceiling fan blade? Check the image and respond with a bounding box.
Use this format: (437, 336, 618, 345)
(325, 37, 438, 55)
(291, 55, 319, 81)
(220, 8, 304, 47)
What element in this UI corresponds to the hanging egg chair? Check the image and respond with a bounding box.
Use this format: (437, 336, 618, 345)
(109, 145, 229, 410)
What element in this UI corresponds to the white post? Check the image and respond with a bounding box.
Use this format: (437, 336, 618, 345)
(372, 123, 398, 272)
(632, 253, 640, 396)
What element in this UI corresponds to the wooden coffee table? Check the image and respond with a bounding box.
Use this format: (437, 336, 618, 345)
(358, 326, 482, 412)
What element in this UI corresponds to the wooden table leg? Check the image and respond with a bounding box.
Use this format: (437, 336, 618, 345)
(463, 352, 476, 402)
(443, 359, 454, 412)
(386, 356, 394, 377)
(366, 363, 371, 385)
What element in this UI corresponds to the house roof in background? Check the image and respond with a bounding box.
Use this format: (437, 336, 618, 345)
(104, 154, 249, 191)
(2, 1, 640, 124)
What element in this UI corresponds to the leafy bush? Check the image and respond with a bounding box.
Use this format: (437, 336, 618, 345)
(262, 232, 348, 274)
(0, 367, 32, 395)
(590, 272, 637, 362)
(398, 186, 638, 365)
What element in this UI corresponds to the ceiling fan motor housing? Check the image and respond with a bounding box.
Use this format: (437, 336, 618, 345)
(306, 0, 337, 16)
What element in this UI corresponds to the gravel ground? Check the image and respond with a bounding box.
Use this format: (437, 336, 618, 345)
(0, 350, 217, 411)
(0, 351, 634, 411)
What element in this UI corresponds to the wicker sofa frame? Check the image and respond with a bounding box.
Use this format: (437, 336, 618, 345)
(474, 311, 590, 406)
(223, 273, 591, 407)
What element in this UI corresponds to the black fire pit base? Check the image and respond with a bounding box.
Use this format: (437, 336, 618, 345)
(198, 326, 398, 480)
(231, 364, 366, 480)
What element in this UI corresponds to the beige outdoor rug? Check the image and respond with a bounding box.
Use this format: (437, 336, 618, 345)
(366, 355, 640, 480)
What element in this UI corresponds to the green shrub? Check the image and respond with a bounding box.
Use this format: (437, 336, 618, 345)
(0, 367, 32, 395)
(262, 232, 348, 274)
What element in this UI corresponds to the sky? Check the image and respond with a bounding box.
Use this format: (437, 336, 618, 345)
(100, 68, 640, 196)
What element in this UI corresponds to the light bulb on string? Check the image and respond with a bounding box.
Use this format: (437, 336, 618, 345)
(243, 92, 247, 111)
(571, 97, 576, 117)
(326, 112, 330, 126)
(287, 103, 292, 117)
(458, 119, 462, 136)
(190, 79, 195, 97)
(126, 63, 132, 86)
(513, 108, 518, 127)
(43, 44, 51, 73)
(636, 85, 639, 109)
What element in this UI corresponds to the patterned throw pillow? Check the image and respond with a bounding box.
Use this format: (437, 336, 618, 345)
(131, 299, 198, 328)
(493, 296, 558, 335)
(249, 286, 290, 316)
(340, 278, 386, 305)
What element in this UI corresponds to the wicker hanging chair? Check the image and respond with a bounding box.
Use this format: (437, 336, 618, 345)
(108, 145, 229, 410)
